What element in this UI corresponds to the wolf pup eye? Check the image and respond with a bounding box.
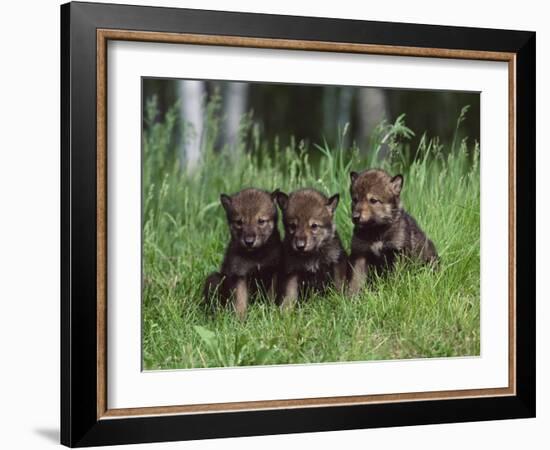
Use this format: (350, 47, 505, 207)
(311, 223, 319, 231)
(258, 218, 267, 225)
(234, 219, 244, 227)
(369, 198, 381, 205)
(288, 223, 297, 233)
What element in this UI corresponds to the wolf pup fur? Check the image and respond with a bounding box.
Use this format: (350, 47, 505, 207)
(275, 188, 348, 308)
(203, 188, 282, 319)
(348, 169, 438, 294)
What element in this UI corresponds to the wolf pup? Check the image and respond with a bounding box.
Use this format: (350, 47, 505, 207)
(275, 189, 347, 308)
(348, 169, 438, 294)
(203, 188, 282, 319)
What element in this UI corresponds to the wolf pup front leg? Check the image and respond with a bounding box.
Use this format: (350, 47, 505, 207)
(203, 188, 282, 319)
(348, 169, 438, 294)
(275, 189, 347, 308)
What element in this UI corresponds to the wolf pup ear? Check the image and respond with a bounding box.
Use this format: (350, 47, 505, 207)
(326, 193, 340, 215)
(275, 191, 289, 211)
(350, 171, 359, 184)
(270, 189, 280, 203)
(220, 193, 232, 212)
(390, 174, 404, 195)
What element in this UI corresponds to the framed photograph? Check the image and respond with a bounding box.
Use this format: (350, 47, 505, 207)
(61, 1, 535, 447)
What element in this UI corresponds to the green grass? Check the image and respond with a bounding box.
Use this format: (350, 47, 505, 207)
(142, 99, 480, 370)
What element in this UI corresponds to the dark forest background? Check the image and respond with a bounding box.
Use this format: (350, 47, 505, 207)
(143, 78, 479, 170)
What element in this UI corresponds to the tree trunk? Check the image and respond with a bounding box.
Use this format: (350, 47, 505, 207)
(223, 82, 249, 151)
(179, 80, 205, 172)
(357, 88, 389, 154)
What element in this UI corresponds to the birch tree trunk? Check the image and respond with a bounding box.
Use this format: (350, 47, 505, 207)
(223, 82, 249, 150)
(179, 80, 205, 172)
(357, 88, 389, 154)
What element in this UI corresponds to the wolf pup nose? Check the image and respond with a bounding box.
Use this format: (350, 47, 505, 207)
(243, 235, 256, 248)
(348, 169, 438, 294)
(275, 189, 348, 309)
(203, 188, 282, 319)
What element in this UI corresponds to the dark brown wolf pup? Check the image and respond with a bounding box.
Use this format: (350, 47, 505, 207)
(348, 169, 438, 293)
(203, 188, 282, 319)
(275, 189, 348, 308)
